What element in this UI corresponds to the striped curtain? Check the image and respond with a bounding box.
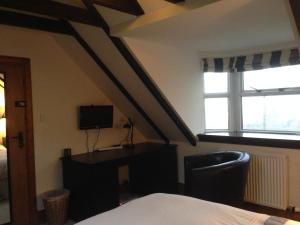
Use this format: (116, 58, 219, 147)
(202, 48, 300, 73)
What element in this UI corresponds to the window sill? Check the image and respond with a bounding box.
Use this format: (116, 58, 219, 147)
(197, 132, 300, 149)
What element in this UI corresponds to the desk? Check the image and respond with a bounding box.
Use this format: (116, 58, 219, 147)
(62, 142, 178, 221)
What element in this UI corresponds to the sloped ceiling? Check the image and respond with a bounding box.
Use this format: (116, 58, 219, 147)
(68, 21, 188, 142)
(0, 0, 200, 144)
(138, 0, 173, 13)
(51, 0, 297, 54)
(50, 31, 163, 141)
(112, 0, 297, 53)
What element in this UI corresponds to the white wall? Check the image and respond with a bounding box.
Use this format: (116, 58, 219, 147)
(0, 25, 146, 198)
(122, 33, 300, 211)
(124, 37, 204, 134)
(175, 141, 300, 210)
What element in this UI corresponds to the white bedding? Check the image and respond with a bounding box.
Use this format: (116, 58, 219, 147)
(75, 193, 300, 225)
(0, 146, 7, 180)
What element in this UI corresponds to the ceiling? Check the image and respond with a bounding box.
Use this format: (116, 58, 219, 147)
(53, 0, 85, 8)
(112, 0, 297, 53)
(93, 0, 174, 26)
(51, 0, 297, 54)
(138, 0, 172, 13)
(52, 0, 175, 26)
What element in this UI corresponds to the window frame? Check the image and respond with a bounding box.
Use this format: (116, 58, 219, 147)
(240, 72, 300, 135)
(203, 67, 300, 135)
(203, 72, 230, 132)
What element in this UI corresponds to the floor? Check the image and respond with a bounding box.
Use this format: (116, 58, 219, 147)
(0, 200, 10, 225)
(39, 193, 139, 225)
(240, 202, 300, 221)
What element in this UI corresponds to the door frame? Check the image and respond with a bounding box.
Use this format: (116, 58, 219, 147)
(0, 56, 37, 225)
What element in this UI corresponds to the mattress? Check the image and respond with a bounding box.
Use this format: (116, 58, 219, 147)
(75, 193, 300, 225)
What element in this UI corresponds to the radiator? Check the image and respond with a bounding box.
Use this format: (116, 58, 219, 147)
(244, 153, 289, 210)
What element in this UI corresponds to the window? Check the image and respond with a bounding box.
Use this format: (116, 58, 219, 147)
(205, 98, 228, 130)
(203, 65, 300, 135)
(204, 72, 229, 130)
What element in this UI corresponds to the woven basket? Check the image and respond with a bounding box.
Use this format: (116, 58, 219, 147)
(42, 189, 70, 225)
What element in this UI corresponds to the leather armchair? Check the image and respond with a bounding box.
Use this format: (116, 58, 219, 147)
(184, 151, 250, 206)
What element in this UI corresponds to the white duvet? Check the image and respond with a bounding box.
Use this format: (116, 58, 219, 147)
(75, 193, 300, 225)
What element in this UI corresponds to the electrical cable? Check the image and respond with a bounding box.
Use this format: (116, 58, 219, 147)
(85, 129, 89, 153)
(120, 127, 130, 146)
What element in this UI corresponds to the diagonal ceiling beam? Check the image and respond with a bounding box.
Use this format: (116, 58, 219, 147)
(93, 0, 144, 16)
(0, 0, 100, 27)
(0, 8, 167, 142)
(289, 0, 300, 38)
(82, 0, 197, 146)
(63, 20, 169, 143)
(165, 0, 185, 3)
(0, 9, 72, 35)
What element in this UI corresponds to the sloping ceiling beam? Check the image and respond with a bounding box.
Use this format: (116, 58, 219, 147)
(0, 9, 72, 35)
(63, 21, 169, 143)
(93, 0, 144, 15)
(0, 8, 168, 142)
(0, 0, 100, 27)
(165, 0, 185, 3)
(82, 0, 197, 146)
(289, 0, 300, 37)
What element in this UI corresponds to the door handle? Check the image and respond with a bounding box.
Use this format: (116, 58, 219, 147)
(12, 132, 24, 148)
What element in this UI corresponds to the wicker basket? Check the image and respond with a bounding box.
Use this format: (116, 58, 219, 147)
(42, 189, 70, 225)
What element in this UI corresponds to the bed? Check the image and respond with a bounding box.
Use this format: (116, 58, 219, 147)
(75, 193, 300, 225)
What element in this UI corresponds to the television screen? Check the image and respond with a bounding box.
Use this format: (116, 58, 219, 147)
(79, 105, 113, 130)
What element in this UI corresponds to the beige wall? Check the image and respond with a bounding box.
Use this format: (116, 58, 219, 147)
(124, 35, 300, 210)
(124, 37, 204, 135)
(175, 141, 300, 210)
(69, 23, 188, 142)
(0, 25, 146, 201)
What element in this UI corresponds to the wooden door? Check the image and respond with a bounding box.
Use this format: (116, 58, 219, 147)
(0, 56, 36, 225)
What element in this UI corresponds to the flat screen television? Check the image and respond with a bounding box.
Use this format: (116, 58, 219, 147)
(79, 105, 113, 130)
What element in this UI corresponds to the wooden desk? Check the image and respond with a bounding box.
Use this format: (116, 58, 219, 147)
(62, 142, 178, 221)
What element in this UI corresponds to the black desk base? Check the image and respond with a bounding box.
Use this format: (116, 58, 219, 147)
(62, 142, 178, 221)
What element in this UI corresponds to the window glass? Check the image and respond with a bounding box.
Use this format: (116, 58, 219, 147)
(204, 72, 228, 94)
(243, 65, 300, 91)
(205, 98, 228, 130)
(242, 95, 300, 132)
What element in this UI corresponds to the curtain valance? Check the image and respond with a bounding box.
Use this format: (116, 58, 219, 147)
(202, 48, 300, 73)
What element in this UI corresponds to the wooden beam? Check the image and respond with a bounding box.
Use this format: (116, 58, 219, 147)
(93, 0, 144, 15)
(63, 21, 169, 143)
(0, 0, 100, 27)
(165, 0, 185, 3)
(289, 0, 300, 37)
(83, 0, 197, 146)
(0, 10, 72, 35)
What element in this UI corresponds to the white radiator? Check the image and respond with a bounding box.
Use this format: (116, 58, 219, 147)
(244, 153, 289, 210)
